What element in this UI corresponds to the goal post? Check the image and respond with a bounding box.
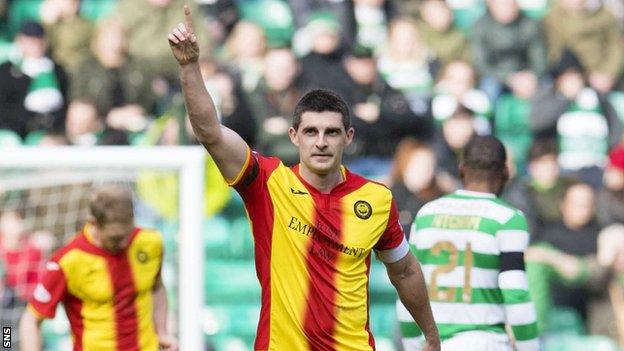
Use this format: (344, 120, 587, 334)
(0, 146, 206, 351)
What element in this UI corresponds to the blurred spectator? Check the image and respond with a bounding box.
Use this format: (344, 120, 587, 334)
(352, 0, 397, 51)
(247, 48, 302, 164)
(471, 0, 547, 101)
(535, 182, 600, 320)
(340, 47, 428, 176)
(431, 59, 491, 133)
(64, 99, 129, 146)
(0, 210, 44, 304)
(544, 0, 623, 94)
(223, 20, 267, 92)
(40, 0, 93, 71)
(197, 0, 240, 44)
(505, 139, 575, 234)
(115, 0, 208, 79)
(388, 138, 445, 234)
(377, 17, 435, 116)
(494, 60, 540, 171)
(69, 18, 155, 131)
(432, 107, 476, 189)
(299, 12, 354, 96)
(0, 21, 68, 138)
(530, 51, 622, 180)
(200, 59, 257, 146)
(597, 144, 624, 227)
(418, 0, 469, 64)
(526, 224, 624, 344)
(288, 0, 356, 48)
(593, 224, 624, 347)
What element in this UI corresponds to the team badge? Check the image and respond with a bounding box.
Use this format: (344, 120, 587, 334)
(136, 250, 149, 263)
(354, 200, 372, 220)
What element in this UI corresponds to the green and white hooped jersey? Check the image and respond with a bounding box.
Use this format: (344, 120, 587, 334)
(397, 190, 540, 350)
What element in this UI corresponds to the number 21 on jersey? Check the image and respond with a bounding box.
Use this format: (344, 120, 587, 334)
(428, 241, 474, 303)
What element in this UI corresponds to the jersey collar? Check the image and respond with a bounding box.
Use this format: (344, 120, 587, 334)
(455, 189, 496, 198)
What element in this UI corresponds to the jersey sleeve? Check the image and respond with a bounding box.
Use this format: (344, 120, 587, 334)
(375, 199, 409, 263)
(228, 147, 280, 200)
(28, 260, 67, 319)
(496, 211, 540, 350)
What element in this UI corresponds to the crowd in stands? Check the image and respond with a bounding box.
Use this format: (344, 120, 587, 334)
(2, 0, 624, 349)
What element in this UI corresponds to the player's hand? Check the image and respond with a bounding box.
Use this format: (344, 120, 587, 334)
(422, 338, 441, 351)
(158, 334, 178, 351)
(168, 5, 199, 66)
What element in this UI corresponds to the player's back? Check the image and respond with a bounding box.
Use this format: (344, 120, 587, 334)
(398, 189, 535, 344)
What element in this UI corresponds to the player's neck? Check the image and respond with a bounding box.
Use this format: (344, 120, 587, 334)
(463, 183, 498, 196)
(299, 164, 345, 194)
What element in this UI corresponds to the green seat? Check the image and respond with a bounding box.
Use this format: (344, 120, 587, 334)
(7, 0, 43, 37)
(80, 0, 118, 22)
(609, 91, 624, 125)
(204, 215, 232, 257)
(369, 261, 396, 302)
(545, 307, 586, 335)
(204, 260, 260, 303)
(369, 303, 398, 339)
(238, 0, 294, 47)
(544, 334, 620, 351)
(0, 40, 16, 65)
(0, 129, 22, 146)
(203, 303, 260, 337)
(495, 94, 533, 173)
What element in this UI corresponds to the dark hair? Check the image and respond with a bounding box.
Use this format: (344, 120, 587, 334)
(293, 89, 351, 130)
(528, 138, 558, 162)
(89, 185, 134, 227)
(461, 136, 507, 174)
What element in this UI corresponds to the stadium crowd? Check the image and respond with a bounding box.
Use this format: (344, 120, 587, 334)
(1, 0, 624, 349)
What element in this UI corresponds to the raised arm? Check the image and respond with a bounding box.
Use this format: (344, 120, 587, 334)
(168, 5, 248, 182)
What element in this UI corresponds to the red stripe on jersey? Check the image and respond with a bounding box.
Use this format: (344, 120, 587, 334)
(236, 152, 281, 350)
(106, 252, 140, 350)
(364, 255, 375, 348)
(302, 191, 343, 351)
(65, 294, 84, 351)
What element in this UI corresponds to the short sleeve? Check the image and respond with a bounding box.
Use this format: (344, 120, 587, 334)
(229, 148, 281, 199)
(28, 260, 67, 319)
(375, 200, 410, 263)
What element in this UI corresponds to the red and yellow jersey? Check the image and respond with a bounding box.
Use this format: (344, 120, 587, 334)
(230, 149, 409, 351)
(28, 226, 163, 351)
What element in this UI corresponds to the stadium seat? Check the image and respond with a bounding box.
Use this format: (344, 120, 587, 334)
(203, 303, 260, 337)
(79, 0, 118, 22)
(369, 261, 397, 303)
(7, 0, 43, 37)
(204, 260, 260, 303)
(495, 94, 533, 172)
(0, 129, 22, 147)
(543, 334, 620, 351)
(369, 303, 399, 339)
(237, 0, 294, 47)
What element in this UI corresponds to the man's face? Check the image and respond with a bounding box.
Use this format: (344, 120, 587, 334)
(264, 49, 298, 92)
(487, 0, 519, 24)
(561, 184, 595, 229)
(289, 111, 353, 175)
(528, 154, 559, 187)
(92, 220, 134, 254)
(345, 57, 377, 86)
(16, 35, 46, 59)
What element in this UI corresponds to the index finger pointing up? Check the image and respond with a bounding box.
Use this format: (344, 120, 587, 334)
(184, 4, 194, 32)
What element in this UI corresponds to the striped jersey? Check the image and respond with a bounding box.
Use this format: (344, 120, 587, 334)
(230, 148, 409, 351)
(397, 189, 540, 350)
(28, 226, 163, 351)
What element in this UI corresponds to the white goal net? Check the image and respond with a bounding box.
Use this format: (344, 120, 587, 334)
(0, 146, 205, 351)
